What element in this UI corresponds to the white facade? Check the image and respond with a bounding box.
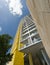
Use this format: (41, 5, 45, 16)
(18, 15, 43, 54)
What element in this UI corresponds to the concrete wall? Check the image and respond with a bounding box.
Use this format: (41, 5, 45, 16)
(26, 0, 50, 58)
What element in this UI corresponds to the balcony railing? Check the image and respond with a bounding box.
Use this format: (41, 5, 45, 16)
(18, 37, 42, 51)
(20, 32, 38, 42)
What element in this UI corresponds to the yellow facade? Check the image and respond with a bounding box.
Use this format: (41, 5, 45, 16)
(29, 53, 34, 65)
(10, 21, 24, 65)
(13, 51, 24, 65)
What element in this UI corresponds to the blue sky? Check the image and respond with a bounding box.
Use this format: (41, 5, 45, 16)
(0, 0, 30, 37)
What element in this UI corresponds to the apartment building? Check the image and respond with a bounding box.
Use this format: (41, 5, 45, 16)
(10, 15, 50, 65)
(18, 15, 50, 65)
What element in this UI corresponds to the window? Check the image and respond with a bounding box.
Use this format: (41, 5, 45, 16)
(31, 34, 41, 43)
(22, 34, 29, 39)
(29, 26, 36, 31)
(22, 30, 28, 34)
(30, 29, 37, 35)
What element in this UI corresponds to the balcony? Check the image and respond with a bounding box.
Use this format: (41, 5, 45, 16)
(18, 34, 43, 54)
(20, 32, 38, 42)
(22, 24, 36, 34)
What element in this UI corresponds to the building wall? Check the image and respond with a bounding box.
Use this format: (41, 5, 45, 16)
(29, 53, 34, 65)
(26, 0, 50, 58)
(10, 21, 24, 65)
(13, 50, 24, 65)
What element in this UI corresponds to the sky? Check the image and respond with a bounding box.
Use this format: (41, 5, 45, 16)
(0, 0, 30, 37)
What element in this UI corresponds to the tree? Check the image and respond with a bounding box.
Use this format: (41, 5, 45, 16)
(0, 34, 13, 65)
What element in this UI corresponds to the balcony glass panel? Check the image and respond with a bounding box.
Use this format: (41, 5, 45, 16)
(22, 30, 28, 34)
(20, 38, 31, 49)
(30, 29, 37, 35)
(29, 26, 36, 31)
(22, 27, 27, 31)
(22, 34, 29, 39)
(28, 23, 35, 28)
(31, 34, 41, 43)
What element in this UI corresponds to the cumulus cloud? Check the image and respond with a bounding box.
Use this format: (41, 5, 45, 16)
(0, 27, 2, 32)
(5, 0, 9, 3)
(6, 0, 23, 16)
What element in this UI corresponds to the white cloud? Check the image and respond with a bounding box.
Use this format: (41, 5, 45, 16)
(6, 0, 23, 16)
(5, 0, 9, 3)
(0, 27, 2, 32)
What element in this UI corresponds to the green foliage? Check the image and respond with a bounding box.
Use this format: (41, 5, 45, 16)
(0, 34, 13, 65)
